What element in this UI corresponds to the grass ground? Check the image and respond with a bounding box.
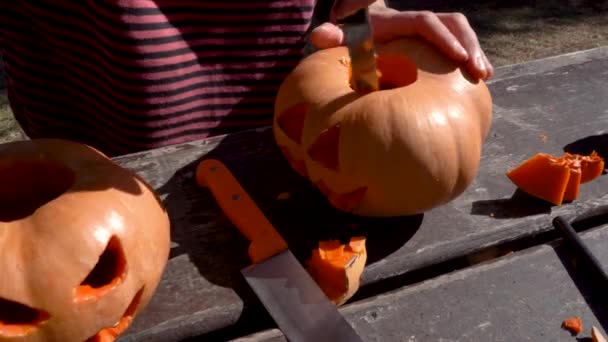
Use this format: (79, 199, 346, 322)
(0, 0, 607, 143)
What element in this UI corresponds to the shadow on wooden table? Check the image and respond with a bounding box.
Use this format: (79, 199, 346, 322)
(155, 128, 424, 340)
(470, 189, 553, 219)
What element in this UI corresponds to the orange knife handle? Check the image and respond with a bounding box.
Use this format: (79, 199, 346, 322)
(196, 158, 288, 264)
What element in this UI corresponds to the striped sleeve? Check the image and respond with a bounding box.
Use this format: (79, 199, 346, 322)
(0, 0, 317, 156)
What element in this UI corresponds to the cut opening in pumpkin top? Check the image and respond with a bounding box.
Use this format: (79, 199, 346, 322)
(344, 54, 418, 92)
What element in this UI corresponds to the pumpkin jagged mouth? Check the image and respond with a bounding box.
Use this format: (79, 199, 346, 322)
(85, 286, 144, 342)
(0, 297, 50, 338)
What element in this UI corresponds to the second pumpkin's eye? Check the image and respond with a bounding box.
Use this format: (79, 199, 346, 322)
(74, 236, 127, 302)
(0, 297, 50, 338)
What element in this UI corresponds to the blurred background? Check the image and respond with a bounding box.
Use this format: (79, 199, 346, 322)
(1, 0, 607, 143)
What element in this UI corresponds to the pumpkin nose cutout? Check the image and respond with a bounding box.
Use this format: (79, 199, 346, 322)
(74, 236, 127, 302)
(0, 160, 75, 222)
(0, 297, 50, 338)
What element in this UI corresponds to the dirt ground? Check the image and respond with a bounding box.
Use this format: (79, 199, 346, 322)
(390, 0, 608, 66)
(1, 0, 607, 143)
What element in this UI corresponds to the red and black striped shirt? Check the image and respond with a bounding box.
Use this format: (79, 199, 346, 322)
(0, 1, 318, 156)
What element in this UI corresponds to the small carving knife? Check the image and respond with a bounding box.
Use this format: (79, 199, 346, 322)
(340, 7, 380, 94)
(196, 159, 363, 342)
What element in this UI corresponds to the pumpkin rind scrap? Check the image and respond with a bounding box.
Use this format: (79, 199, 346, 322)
(273, 38, 493, 217)
(563, 167, 582, 202)
(507, 151, 604, 205)
(563, 151, 605, 183)
(305, 237, 367, 306)
(0, 139, 171, 342)
(506, 153, 572, 205)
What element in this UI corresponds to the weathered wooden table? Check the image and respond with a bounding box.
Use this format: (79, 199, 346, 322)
(115, 46, 608, 341)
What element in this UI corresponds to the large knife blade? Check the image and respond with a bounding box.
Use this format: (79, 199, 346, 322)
(340, 7, 380, 94)
(196, 159, 363, 342)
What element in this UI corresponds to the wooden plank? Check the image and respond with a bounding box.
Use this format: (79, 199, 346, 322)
(233, 221, 608, 341)
(116, 48, 608, 341)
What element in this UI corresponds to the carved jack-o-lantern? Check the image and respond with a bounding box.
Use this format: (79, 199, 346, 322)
(0, 139, 171, 342)
(273, 38, 493, 217)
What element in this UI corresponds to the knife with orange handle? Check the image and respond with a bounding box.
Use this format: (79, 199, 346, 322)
(195, 158, 363, 342)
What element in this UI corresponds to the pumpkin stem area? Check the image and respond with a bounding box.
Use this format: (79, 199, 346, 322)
(0, 297, 50, 337)
(0, 160, 75, 222)
(75, 236, 127, 302)
(347, 54, 418, 92)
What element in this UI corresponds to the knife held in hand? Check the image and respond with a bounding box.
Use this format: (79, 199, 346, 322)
(340, 6, 380, 94)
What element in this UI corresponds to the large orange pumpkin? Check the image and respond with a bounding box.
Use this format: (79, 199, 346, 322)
(0, 139, 170, 342)
(273, 38, 493, 217)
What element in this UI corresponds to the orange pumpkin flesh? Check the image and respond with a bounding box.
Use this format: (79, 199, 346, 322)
(273, 38, 493, 217)
(0, 139, 171, 342)
(563, 167, 582, 202)
(506, 151, 604, 205)
(506, 153, 572, 205)
(564, 151, 605, 183)
(305, 237, 367, 306)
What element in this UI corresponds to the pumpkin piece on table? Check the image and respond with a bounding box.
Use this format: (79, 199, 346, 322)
(561, 316, 583, 335)
(563, 151, 605, 183)
(0, 139, 171, 342)
(506, 151, 604, 205)
(273, 37, 493, 217)
(563, 166, 582, 202)
(305, 237, 367, 306)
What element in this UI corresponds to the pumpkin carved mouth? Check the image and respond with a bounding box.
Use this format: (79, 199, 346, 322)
(0, 298, 50, 338)
(85, 287, 144, 342)
(0, 160, 75, 222)
(75, 236, 127, 302)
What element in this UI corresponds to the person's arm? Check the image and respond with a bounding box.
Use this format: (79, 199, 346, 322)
(314, 0, 493, 80)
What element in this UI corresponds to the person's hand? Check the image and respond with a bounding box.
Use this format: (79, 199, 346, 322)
(310, 0, 494, 80)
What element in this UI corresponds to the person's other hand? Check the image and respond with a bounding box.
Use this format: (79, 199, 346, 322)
(310, 0, 494, 80)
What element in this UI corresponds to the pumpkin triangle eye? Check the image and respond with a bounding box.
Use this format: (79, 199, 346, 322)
(277, 103, 308, 144)
(307, 124, 341, 171)
(74, 236, 127, 302)
(0, 297, 50, 337)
